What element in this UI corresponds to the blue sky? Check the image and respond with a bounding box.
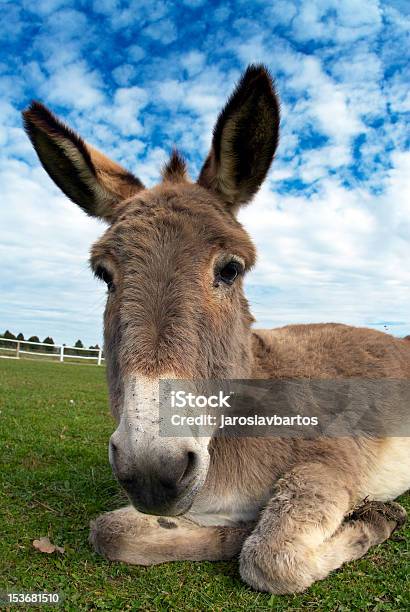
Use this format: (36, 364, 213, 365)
(1, 0, 409, 346)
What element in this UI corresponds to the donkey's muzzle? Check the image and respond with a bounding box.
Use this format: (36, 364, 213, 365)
(109, 438, 199, 515)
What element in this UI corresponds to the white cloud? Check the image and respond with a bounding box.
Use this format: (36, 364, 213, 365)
(240, 151, 410, 336)
(127, 44, 146, 63)
(291, 0, 382, 43)
(155, 65, 239, 153)
(386, 71, 410, 113)
(112, 63, 137, 86)
(180, 51, 206, 76)
(181, 0, 206, 7)
(143, 18, 177, 45)
(108, 86, 148, 135)
(286, 56, 364, 142)
(135, 146, 170, 185)
(42, 61, 104, 109)
(214, 5, 231, 22)
(27, 0, 69, 16)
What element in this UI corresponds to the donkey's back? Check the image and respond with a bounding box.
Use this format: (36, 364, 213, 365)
(252, 323, 410, 379)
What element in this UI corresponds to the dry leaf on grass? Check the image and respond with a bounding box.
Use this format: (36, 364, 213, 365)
(32, 536, 64, 554)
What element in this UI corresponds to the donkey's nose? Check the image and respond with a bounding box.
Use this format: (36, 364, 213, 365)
(109, 438, 198, 515)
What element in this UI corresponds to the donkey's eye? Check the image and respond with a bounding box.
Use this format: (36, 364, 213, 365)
(216, 260, 243, 286)
(95, 265, 115, 293)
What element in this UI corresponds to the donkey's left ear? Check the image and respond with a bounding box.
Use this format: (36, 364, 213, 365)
(22, 102, 144, 221)
(198, 64, 280, 213)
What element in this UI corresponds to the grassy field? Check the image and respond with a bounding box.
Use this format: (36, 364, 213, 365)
(0, 359, 409, 611)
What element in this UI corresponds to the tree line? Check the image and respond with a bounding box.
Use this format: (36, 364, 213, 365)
(0, 330, 101, 357)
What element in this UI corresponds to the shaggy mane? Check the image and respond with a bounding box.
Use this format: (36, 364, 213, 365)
(161, 149, 188, 183)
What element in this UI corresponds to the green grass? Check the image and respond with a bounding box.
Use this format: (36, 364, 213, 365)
(0, 359, 409, 611)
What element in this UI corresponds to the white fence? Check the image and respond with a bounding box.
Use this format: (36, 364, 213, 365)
(0, 337, 104, 365)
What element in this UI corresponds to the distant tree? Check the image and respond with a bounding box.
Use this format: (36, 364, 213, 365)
(43, 336, 55, 353)
(28, 335, 40, 352)
(88, 343, 101, 359)
(1, 330, 16, 349)
(17, 332, 25, 341)
(0, 330, 11, 348)
(74, 339, 84, 356)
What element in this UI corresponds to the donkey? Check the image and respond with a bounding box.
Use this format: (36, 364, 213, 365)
(23, 65, 410, 594)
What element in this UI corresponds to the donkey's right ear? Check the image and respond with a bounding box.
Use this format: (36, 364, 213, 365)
(22, 102, 144, 221)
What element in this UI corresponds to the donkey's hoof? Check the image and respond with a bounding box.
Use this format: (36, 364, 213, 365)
(349, 500, 407, 532)
(89, 517, 106, 557)
(89, 513, 119, 559)
(376, 501, 407, 530)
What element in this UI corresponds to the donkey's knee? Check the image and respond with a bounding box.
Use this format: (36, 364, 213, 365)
(239, 534, 316, 594)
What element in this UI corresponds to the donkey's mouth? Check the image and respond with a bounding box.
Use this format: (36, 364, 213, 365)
(128, 496, 195, 517)
(122, 479, 199, 517)
(109, 419, 210, 517)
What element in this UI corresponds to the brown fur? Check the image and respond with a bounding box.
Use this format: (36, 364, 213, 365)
(23, 64, 409, 594)
(252, 324, 410, 379)
(161, 149, 188, 183)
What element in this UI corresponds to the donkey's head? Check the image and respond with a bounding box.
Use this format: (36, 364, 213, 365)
(23, 65, 279, 515)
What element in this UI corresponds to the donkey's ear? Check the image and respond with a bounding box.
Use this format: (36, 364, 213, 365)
(22, 102, 144, 221)
(198, 64, 279, 212)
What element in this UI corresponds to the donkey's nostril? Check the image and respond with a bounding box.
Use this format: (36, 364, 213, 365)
(109, 438, 118, 455)
(179, 451, 198, 485)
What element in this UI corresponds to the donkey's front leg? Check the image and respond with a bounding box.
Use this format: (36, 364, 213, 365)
(90, 506, 252, 565)
(239, 462, 407, 594)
